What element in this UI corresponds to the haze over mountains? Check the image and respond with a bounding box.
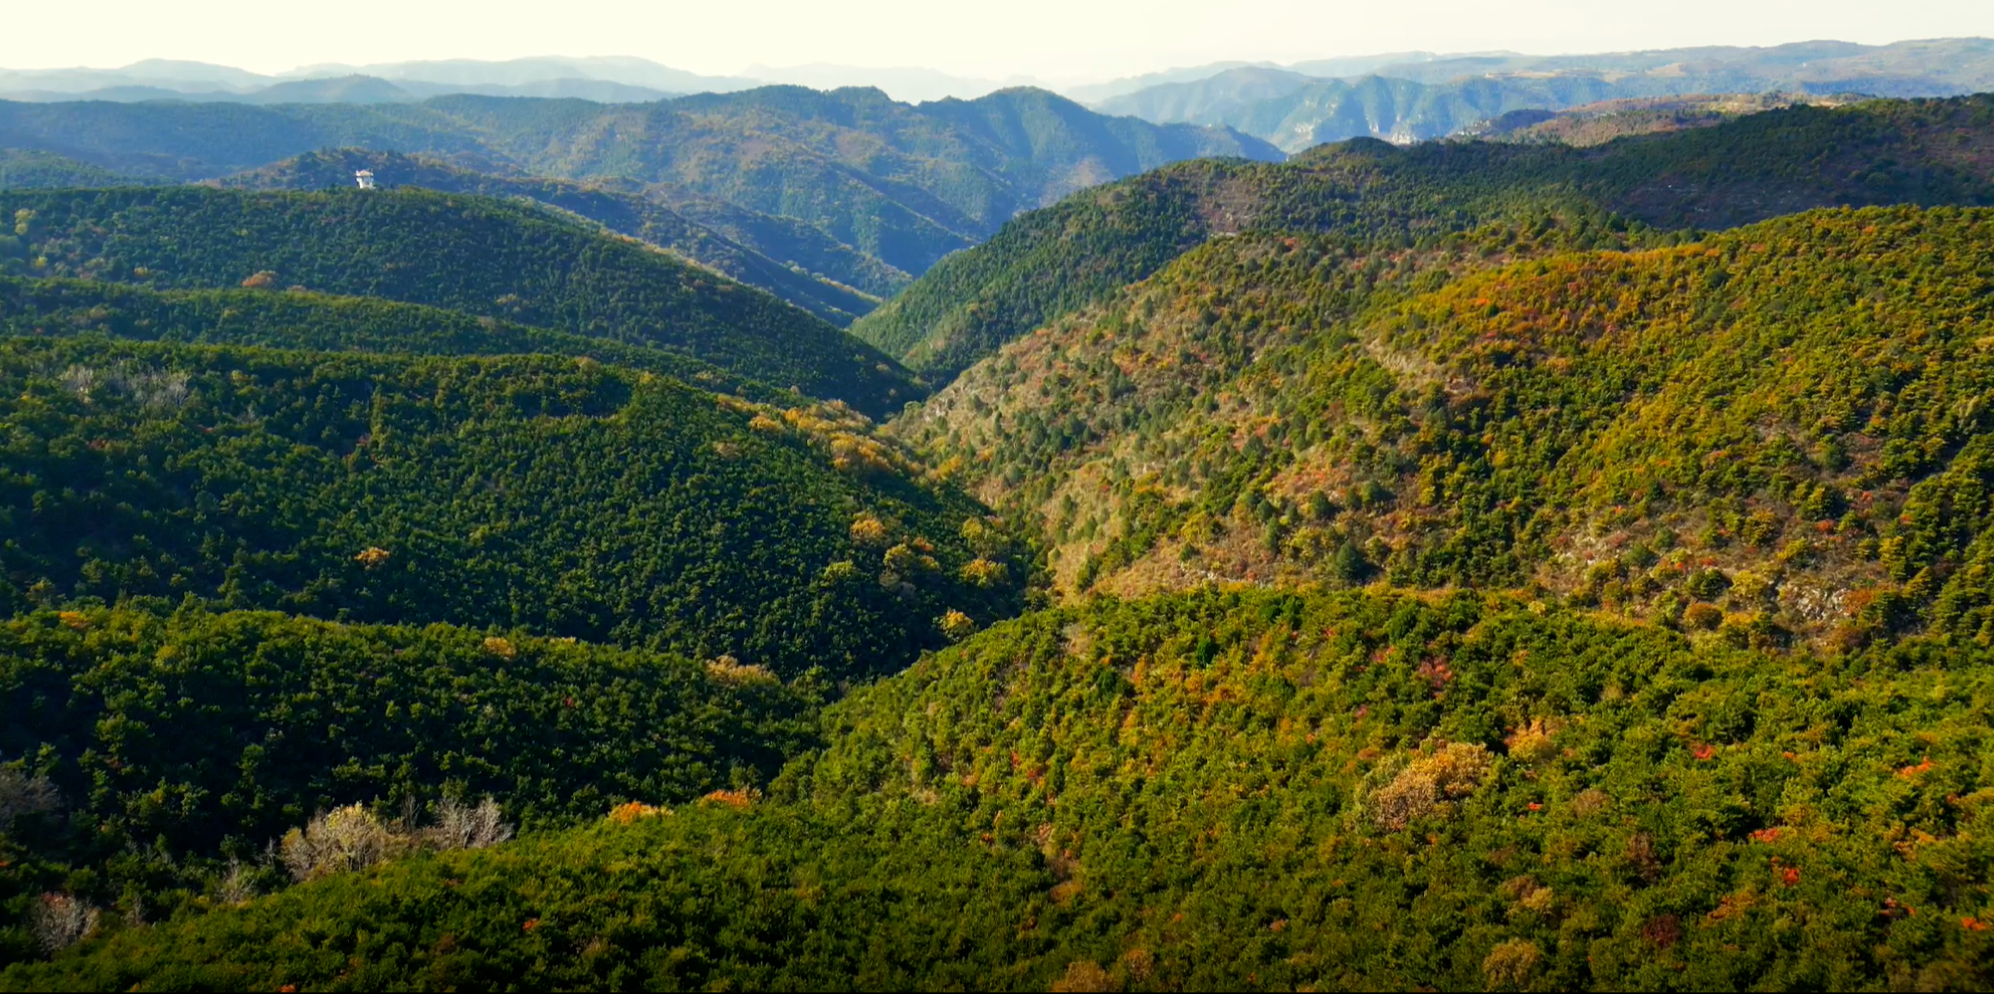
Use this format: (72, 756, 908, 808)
(0, 85, 1277, 324)
(0, 57, 1018, 105)
(12, 38, 1994, 113)
(10, 39, 1994, 161)
(1096, 38, 1994, 149)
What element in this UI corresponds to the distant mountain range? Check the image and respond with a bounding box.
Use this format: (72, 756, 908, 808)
(1063, 53, 1454, 103)
(0, 85, 1276, 321)
(15, 39, 1994, 133)
(0, 56, 1023, 105)
(1091, 38, 1994, 150)
(19, 92, 1994, 992)
(1461, 92, 1854, 146)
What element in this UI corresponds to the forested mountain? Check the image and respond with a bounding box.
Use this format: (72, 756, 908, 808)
(0, 275, 795, 401)
(855, 94, 1994, 380)
(221, 149, 898, 325)
(0, 336, 1025, 671)
(14, 63, 1994, 992)
(0, 186, 921, 414)
(402, 86, 1280, 274)
(0, 150, 142, 190)
(0, 607, 823, 958)
(0, 87, 1279, 279)
(1096, 38, 1994, 150)
(18, 587, 1994, 990)
(896, 206, 1994, 648)
(0, 232, 1026, 956)
(1463, 93, 1846, 146)
(1323, 37, 1994, 90)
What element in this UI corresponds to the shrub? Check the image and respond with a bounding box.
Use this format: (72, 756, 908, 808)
(214, 860, 258, 906)
(1684, 602, 1725, 630)
(1503, 719, 1559, 765)
(939, 610, 977, 641)
(884, 543, 940, 574)
(606, 802, 668, 824)
(706, 655, 777, 684)
(1481, 938, 1542, 989)
(959, 558, 1009, 587)
(1050, 961, 1115, 992)
(850, 514, 891, 546)
(1367, 742, 1494, 830)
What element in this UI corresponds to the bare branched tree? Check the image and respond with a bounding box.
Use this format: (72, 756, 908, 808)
(431, 795, 514, 851)
(31, 893, 98, 953)
(0, 767, 61, 833)
(280, 804, 396, 881)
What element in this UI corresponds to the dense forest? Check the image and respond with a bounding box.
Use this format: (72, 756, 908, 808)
(897, 206, 1994, 647)
(8, 90, 1994, 990)
(221, 149, 903, 325)
(1466, 93, 1844, 147)
(0, 186, 926, 416)
(0, 150, 139, 191)
(0, 606, 823, 962)
(14, 589, 1994, 989)
(0, 336, 1025, 670)
(0, 275, 794, 401)
(854, 94, 1994, 380)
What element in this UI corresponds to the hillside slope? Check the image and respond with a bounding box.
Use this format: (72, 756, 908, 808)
(1465, 93, 1849, 146)
(0, 337, 1026, 674)
(0, 87, 1279, 279)
(855, 95, 1994, 380)
(0, 274, 798, 402)
(16, 588, 1994, 989)
(0, 149, 142, 190)
(220, 149, 898, 325)
(0, 606, 821, 959)
(0, 186, 922, 415)
(896, 206, 1994, 648)
(419, 87, 1281, 274)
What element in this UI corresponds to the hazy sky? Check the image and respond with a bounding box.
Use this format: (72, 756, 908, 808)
(9, 0, 1994, 81)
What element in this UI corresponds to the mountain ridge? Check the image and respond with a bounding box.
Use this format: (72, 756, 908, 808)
(1095, 38, 1994, 150)
(0, 86, 1280, 281)
(16, 52, 1994, 992)
(217, 149, 896, 325)
(0, 185, 923, 414)
(895, 206, 1994, 651)
(853, 94, 1994, 381)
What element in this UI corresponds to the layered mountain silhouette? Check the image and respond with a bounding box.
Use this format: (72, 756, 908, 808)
(1093, 38, 1994, 150)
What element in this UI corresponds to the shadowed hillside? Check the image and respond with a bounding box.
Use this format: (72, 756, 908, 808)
(0, 186, 922, 415)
